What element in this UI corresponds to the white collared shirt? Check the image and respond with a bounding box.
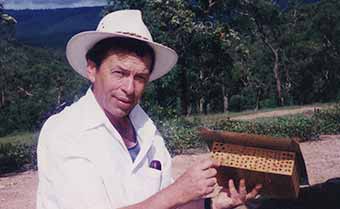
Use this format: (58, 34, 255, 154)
(37, 88, 173, 209)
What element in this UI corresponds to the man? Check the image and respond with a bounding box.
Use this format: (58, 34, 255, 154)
(37, 10, 260, 209)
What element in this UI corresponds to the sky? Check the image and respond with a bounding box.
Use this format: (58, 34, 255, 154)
(3, 0, 106, 10)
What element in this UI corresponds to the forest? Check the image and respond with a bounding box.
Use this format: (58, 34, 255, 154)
(0, 0, 340, 137)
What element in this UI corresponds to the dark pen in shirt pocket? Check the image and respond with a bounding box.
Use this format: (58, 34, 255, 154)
(149, 160, 162, 171)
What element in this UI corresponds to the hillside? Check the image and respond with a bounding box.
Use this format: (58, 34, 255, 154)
(0, 39, 87, 136)
(5, 6, 104, 48)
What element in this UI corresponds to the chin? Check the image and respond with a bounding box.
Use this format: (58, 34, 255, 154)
(113, 108, 132, 118)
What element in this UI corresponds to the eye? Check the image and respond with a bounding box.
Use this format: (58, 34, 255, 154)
(135, 75, 148, 82)
(111, 70, 124, 78)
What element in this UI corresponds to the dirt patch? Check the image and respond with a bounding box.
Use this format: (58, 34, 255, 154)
(0, 170, 38, 209)
(1, 136, 338, 209)
(299, 135, 340, 185)
(231, 106, 324, 121)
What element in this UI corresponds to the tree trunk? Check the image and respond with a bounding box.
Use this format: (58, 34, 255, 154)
(199, 97, 204, 114)
(57, 86, 64, 106)
(283, 54, 292, 102)
(1, 88, 4, 107)
(263, 40, 284, 106)
(253, 16, 284, 106)
(272, 48, 284, 106)
(203, 101, 208, 115)
(179, 66, 188, 115)
(255, 90, 260, 111)
(222, 85, 228, 112)
(199, 70, 204, 114)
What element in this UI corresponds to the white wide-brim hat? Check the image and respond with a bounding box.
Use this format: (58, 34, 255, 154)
(66, 10, 178, 81)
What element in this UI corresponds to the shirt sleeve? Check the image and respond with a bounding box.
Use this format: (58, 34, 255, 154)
(37, 124, 112, 209)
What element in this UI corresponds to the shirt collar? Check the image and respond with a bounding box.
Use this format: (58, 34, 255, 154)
(78, 87, 109, 130)
(80, 87, 158, 169)
(80, 88, 157, 143)
(129, 104, 157, 145)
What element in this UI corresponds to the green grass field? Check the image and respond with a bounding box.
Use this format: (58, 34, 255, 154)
(0, 132, 36, 145)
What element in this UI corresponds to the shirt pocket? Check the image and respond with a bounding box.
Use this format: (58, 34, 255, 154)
(129, 167, 162, 203)
(140, 166, 162, 191)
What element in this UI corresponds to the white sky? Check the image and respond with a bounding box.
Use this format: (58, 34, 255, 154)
(3, 0, 106, 10)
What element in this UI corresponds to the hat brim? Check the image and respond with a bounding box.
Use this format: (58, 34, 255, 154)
(66, 31, 178, 81)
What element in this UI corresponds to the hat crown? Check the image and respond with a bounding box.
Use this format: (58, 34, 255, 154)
(97, 10, 153, 41)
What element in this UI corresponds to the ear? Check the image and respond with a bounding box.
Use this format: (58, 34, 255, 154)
(87, 59, 97, 83)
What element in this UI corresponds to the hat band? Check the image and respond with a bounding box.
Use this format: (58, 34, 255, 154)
(116, 31, 149, 41)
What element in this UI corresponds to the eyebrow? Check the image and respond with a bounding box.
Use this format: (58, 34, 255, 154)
(114, 66, 150, 76)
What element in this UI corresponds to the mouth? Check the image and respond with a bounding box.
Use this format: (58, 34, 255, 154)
(116, 97, 134, 108)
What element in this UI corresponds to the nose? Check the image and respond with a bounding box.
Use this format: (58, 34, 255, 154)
(122, 76, 135, 96)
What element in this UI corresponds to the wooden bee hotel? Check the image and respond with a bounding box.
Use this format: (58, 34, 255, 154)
(200, 128, 309, 199)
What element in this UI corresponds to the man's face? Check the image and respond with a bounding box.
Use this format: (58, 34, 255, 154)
(87, 50, 152, 119)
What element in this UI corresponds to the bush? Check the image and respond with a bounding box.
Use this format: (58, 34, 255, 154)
(259, 97, 277, 109)
(0, 143, 36, 173)
(155, 104, 340, 155)
(0, 132, 37, 174)
(229, 95, 247, 112)
(313, 104, 340, 134)
(213, 115, 317, 140)
(213, 104, 340, 141)
(156, 117, 206, 155)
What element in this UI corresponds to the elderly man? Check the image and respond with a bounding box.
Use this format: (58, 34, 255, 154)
(37, 10, 260, 209)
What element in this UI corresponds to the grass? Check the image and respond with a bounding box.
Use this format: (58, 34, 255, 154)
(252, 113, 308, 122)
(0, 132, 36, 145)
(0, 102, 335, 146)
(186, 102, 334, 126)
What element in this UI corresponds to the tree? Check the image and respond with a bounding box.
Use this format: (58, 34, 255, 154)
(0, 2, 16, 40)
(105, 0, 340, 114)
(106, 0, 237, 115)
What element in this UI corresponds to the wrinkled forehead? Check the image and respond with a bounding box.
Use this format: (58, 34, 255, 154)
(105, 49, 153, 72)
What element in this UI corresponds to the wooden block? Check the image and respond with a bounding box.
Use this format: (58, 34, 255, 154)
(211, 142, 300, 198)
(199, 128, 309, 199)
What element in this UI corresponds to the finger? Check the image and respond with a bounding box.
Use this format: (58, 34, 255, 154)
(228, 179, 238, 195)
(202, 184, 216, 197)
(221, 187, 229, 193)
(222, 187, 231, 196)
(238, 179, 247, 196)
(246, 184, 262, 200)
(203, 184, 222, 198)
(199, 159, 220, 170)
(206, 177, 217, 187)
(203, 168, 217, 178)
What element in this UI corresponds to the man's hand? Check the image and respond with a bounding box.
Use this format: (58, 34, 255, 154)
(171, 159, 220, 205)
(211, 179, 262, 209)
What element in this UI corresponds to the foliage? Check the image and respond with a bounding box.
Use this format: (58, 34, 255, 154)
(0, 2, 16, 40)
(0, 40, 88, 136)
(2, 105, 340, 173)
(0, 132, 37, 173)
(214, 114, 317, 140)
(102, 0, 340, 116)
(0, 143, 36, 173)
(229, 95, 247, 112)
(155, 104, 340, 155)
(214, 105, 340, 141)
(1, 0, 340, 141)
(106, 0, 236, 115)
(313, 104, 340, 135)
(5, 7, 103, 47)
(155, 116, 205, 155)
(0, 131, 35, 144)
(1, 3, 89, 137)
